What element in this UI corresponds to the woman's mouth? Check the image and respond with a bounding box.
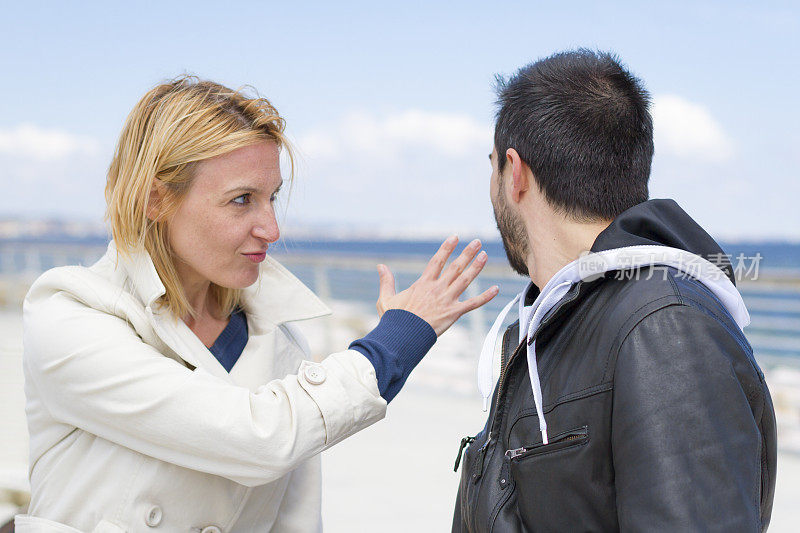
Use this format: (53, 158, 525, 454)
(243, 252, 267, 263)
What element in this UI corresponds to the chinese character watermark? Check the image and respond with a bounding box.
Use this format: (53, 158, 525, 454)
(732, 252, 762, 281)
(575, 250, 764, 283)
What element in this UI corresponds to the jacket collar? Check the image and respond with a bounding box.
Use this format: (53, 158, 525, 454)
(522, 198, 733, 304)
(590, 198, 736, 285)
(106, 240, 331, 325)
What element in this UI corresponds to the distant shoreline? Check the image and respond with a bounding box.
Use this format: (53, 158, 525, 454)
(2, 236, 798, 273)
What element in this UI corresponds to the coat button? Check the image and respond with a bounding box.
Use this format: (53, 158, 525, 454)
(200, 527, 222, 533)
(145, 505, 162, 527)
(304, 364, 327, 385)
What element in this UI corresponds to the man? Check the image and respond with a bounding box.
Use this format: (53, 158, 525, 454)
(452, 50, 776, 532)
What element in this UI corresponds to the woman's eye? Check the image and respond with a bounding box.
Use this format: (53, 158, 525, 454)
(232, 193, 250, 205)
(270, 193, 278, 203)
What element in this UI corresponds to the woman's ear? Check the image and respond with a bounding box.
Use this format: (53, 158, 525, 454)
(146, 181, 164, 221)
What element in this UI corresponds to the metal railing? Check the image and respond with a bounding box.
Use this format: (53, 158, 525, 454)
(1, 241, 799, 367)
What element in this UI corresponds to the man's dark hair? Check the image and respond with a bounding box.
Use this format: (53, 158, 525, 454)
(494, 49, 653, 221)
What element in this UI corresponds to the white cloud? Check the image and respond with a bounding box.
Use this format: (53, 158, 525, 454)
(652, 95, 734, 162)
(0, 123, 101, 160)
(297, 110, 491, 160)
(0, 124, 108, 218)
(285, 109, 496, 237)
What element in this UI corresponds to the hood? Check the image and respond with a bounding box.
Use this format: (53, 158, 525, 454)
(591, 198, 736, 285)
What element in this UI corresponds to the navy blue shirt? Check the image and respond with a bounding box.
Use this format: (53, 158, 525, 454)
(208, 308, 249, 372)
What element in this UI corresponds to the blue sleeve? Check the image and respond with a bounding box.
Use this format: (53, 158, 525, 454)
(348, 309, 437, 403)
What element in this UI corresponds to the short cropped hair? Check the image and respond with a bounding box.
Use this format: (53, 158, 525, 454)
(494, 49, 653, 221)
(105, 75, 294, 319)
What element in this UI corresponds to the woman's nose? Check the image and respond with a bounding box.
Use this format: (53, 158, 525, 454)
(252, 206, 280, 243)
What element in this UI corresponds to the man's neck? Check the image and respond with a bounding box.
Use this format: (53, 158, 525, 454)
(526, 218, 612, 290)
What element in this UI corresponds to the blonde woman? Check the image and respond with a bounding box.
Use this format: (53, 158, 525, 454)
(16, 77, 497, 532)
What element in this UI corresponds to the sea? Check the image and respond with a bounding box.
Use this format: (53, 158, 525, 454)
(272, 237, 800, 270)
(4, 235, 800, 269)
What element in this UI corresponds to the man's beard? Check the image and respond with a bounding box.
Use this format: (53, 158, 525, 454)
(492, 191, 530, 277)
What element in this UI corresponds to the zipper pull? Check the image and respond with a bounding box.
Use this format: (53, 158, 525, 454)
(505, 447, 526, 460)
(453, 436, 475, 472)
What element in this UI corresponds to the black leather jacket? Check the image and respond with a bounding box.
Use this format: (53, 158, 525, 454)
(452, 200, 777, 532)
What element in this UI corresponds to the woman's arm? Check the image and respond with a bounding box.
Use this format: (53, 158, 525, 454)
(24, 289, 386, 487)
(23, 236, 495, 487)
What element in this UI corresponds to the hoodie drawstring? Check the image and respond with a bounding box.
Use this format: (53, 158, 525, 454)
(524, 280, 574, 444)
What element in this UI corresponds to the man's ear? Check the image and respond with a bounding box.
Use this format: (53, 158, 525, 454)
(146, 180, 164, 221)
(505, 148, 531, 203)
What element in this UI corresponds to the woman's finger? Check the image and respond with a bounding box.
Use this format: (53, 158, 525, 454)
(421, 235, 458, 280)
(440, 239, 481, 284)
(447, 250, 488, 297)
(458, 285, 500, 314)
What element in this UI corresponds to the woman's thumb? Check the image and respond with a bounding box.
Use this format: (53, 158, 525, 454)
(377, 264, 396, 301)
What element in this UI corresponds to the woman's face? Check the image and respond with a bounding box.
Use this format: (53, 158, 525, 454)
(166, 141, 282, 292)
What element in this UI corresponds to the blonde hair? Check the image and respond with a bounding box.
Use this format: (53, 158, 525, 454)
(105, 75, 294, 320)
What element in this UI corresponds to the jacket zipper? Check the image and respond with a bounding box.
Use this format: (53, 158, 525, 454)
(484, 283, 593, 532)
(471, 319, 519, 481)
(490, 283, 584, 439)
(505, 426, 588, 460)
(497, 320, 514, 400)
(461, 282, 587, 532)
(453, 319, 517, 475)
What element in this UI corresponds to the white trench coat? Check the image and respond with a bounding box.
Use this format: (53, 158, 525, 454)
(15, 241, 387, 532)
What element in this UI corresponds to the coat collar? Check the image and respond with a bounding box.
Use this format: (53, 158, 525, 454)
(106, 240, 331, 326)
(240, 252, 332, 330)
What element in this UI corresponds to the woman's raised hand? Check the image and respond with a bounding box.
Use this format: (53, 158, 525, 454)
(376, 235, 499, 336)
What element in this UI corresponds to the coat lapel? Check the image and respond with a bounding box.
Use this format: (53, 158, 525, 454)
(110, 241, 331, 384)
(229, 255, 331, 390)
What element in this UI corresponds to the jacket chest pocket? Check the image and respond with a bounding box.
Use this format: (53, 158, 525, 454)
(507, 426, 596, 531)
(505, 388, 617, 532)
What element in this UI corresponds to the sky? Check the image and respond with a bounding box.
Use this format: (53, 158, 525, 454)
(0, 0, 798, 241)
